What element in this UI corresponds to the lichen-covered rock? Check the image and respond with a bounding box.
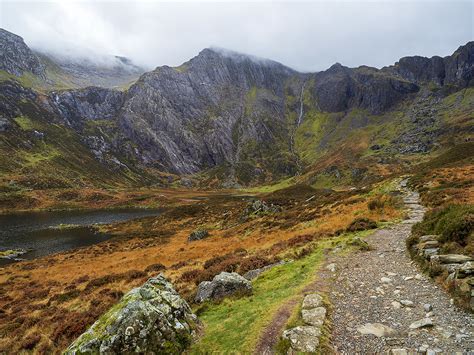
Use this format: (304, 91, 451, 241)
(302, 307, 326, 326)
(65, 275, 200, 354)
(195, 272, 252, 303)
(282, 326, 321, 352)
(302, 293, 323, 309)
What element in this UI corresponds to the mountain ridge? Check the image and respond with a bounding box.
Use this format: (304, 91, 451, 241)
(0, 27, 472, 190)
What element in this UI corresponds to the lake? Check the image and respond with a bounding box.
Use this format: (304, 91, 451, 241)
(0, 208, 163, 266)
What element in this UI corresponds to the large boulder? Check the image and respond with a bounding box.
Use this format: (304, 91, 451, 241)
(195, 272, 252, 303)
(65, 275, 200, 354)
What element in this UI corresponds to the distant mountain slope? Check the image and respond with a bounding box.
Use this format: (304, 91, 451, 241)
(0, 28, 145, 90)
(0, 27, 472, 189)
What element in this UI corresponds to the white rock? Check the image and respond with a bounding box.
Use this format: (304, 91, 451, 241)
(415, 273, 423, 280)
(326, 263, 337, 272)
(302, 294, 323, 309)
(381, 277, 393, 284)
(409, 318, 433, 329)
(391, 349, 408, 355)
(391, 301, 402, 309)
(357, 323, 398, 337)
(301, 307, 326, 326)
(400, 300, 414, 307)
(423, 304, 432, 312)
(404, 276, 414, 281)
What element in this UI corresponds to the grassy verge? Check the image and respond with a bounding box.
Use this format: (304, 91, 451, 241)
(190, 250, 324, 353)
(189, 230, 373, 353)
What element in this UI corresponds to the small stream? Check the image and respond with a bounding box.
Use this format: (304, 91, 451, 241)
(0, 208, 163, 266)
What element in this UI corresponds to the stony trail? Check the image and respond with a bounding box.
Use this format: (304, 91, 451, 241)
(328, 183, 473, 354)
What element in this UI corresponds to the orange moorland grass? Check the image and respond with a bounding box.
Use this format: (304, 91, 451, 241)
(0, 186, 403, 353)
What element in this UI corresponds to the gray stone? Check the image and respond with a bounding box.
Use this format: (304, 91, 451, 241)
(326, 263, 337, 272)
(400, 300, 414, 307)
(282, 326, 321, 352)
(423, 248, 439, 258)
(302, 293, 323, 309)
(188, 229, 210, 242)
(458, 261, 474, 277)
(195, 272, 252, 303)
(381, 277, 393, 284)
(438, 254, 473, 264)
(419, 240, 439, 249)
(243, 261, 285, 280)
(357, 323, 398, 337)
(392, 301, 402, 309)
(65, 275, 200, 354)
(301, 307, 326, 326)
(419, 235, 439, 243)
(409, 318, 433, 329)
(424, 303, 432, 312)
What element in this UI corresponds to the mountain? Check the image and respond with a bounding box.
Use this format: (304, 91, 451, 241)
(0, 27, 473, 193)
(0, 28, 45, 78)
(0, 28, 145, 90)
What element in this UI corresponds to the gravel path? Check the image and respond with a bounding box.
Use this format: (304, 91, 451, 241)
(329, 184, 473, 353)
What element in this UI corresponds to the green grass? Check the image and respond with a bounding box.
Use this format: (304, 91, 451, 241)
(241, 176, 296, 193)
(13, 116, 35, 130)
(189, 250, 324, 353)
(412, 204, 474, 245)
(190, 230, 374, 353)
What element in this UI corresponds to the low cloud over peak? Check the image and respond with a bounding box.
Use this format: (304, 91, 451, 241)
(1, 1, 472, 72)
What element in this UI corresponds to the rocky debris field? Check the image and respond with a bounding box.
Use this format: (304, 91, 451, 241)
(328, 186, 473, 354)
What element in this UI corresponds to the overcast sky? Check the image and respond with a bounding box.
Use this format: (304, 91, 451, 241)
(0, 0, 472, 72)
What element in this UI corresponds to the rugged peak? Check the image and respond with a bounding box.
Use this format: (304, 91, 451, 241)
(189, 46, 294, 73)
(327, 62, 347, 72)
(0, 28, 45, 78)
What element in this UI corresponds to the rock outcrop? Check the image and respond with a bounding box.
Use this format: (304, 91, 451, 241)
(0, 28, 45, 78)
(195, 272, 252, 303)
(65, 275, 200, 354)
(188, 229, 210, 242)
(49, 87, 124, 128)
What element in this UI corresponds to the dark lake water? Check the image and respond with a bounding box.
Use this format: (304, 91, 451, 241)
(0, 208, 162, 266)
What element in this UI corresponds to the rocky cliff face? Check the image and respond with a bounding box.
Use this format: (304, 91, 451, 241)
(117, 48, 299, 177)
(1, 28, 473, 186)
(387, 42, 474, 87)
(50, 87, 124, 128)
(0, 29, 45, 78)
(309, 63, 419, 113)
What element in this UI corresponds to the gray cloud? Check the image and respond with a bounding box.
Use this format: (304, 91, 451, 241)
(0, 0, 472, 72)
